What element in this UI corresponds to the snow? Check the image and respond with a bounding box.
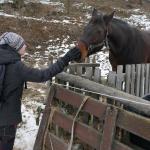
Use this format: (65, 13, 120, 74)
(15, 102, 45, 150)
(0, 1, 149, 149)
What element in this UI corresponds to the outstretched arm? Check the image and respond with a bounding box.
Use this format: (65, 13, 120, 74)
(17, 47, 81, 82)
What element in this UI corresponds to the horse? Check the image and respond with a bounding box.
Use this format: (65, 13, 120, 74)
(76, 8, 150, 149)
(77, 8, 150, 71)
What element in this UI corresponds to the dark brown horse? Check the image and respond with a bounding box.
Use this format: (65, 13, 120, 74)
(76, 9, 150, 149)
(77, 8, 150, 71)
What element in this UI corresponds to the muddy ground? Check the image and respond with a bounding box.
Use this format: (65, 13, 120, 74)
(0, 0, 150, 52)
(0, 0, 149, 102)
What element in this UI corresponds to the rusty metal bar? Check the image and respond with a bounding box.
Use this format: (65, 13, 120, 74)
(100, 107, 118, 150)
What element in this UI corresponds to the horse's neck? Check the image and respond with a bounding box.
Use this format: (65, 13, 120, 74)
(108, 20, 135, 58)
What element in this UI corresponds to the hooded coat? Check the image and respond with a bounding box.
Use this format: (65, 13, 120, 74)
(0, 44, 68, 126)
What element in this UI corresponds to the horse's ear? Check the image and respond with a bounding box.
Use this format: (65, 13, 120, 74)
(103, 11, 115, 26)
(92, 8, 98, 17)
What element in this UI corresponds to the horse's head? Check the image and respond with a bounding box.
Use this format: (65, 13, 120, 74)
(77, 8, 115, 60)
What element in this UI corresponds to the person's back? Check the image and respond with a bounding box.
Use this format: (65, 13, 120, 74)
(0, 64, 5, 102)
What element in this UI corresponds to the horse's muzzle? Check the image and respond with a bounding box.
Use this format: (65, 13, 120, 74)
(76, 40, 88, 60)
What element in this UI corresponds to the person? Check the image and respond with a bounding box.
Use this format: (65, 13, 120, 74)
(0, 32, 81, 150)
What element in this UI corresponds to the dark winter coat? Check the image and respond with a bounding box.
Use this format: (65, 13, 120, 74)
(0, 45, 68, 126)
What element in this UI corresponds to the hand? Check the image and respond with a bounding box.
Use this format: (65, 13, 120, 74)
(62, 47, 81, 64)
(67, 47, 81, 61)
(88, 45, 102, 56)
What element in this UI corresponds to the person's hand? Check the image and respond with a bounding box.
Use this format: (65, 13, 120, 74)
(88, 45, 103, 56)
(62, 47, 81, 64)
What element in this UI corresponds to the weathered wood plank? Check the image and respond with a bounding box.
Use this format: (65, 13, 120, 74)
(148, 64, 150, 93)
(140, 64, 145, 97)
(69, 65, 76, 75)
(107, 71, 116, 88)
(145, 64, 150, 94)
(113, 141, 134, 150)
(116, 65, 124, 90)
(135, 64, 141, 97)
(117, 109, 150, 141)
(55, 85, 107, 118)
(33, 85, 56, 150)
(130, 65, 136, 95)
(51, 107, 137, 150)
(45, 133, 68, 150)
(93, 67, 101, 83)
(100, 107, 118, 150)
(125, 65, 131, 93)
(76, 66, 82, 76)
(52, 110, 101, 149)
(56, 72, 150, 116)
(85, 67, 93, 80)
(69, 63, 100, 67)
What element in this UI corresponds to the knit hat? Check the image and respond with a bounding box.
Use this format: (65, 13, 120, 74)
(0, 32, 25, 51)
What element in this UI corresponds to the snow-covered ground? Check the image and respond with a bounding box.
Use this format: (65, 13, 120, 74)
(0, 1, 149, 149)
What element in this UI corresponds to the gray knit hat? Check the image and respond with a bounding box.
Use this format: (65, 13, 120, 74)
(0, 32, 25, 51)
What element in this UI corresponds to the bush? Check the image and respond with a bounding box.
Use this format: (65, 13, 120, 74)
(13, 0, 24, 8)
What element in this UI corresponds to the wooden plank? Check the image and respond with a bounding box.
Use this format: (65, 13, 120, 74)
(135, 64, 141, 96)
(116, 74, 124, 91)
(113, 141, 134, 150)
(100, 107, 118, 150)
(117, 109, 150, 141)
(117, 65, 123, 74)
(85, 67, 93, 80)
(125, 65, 131, 93)
(107, 71, 116, 88)
(52, 110, 101, 149)
(130, 65, 136, 95)
(69, 65, 76, 75)
(116, 66, 124, 90)
(93, 67, 101, 83)
(56, 73, 150, 116)
(148, 64, 150, 93)
(55, 85, 107, 118)
(140, 64, 145, 97)
(69, 63, 100, 67)
(33, 85, 56, 150)
(51, 108, 135, 150)
(76, 66, 82, 76)
(145, 64, 150, 94)
(45, 133, 68, 150)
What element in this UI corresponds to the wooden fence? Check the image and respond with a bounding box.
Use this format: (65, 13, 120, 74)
(34, 84, 150, 150)
(66, 63, 150, 98)
(34, 62, 150, 150)
(108, 64, 150, 97)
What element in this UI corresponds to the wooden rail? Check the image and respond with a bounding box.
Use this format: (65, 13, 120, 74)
(108, 64, 150, 97)
(34, 85, 150, 150)
(56, 72, 150, 116)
